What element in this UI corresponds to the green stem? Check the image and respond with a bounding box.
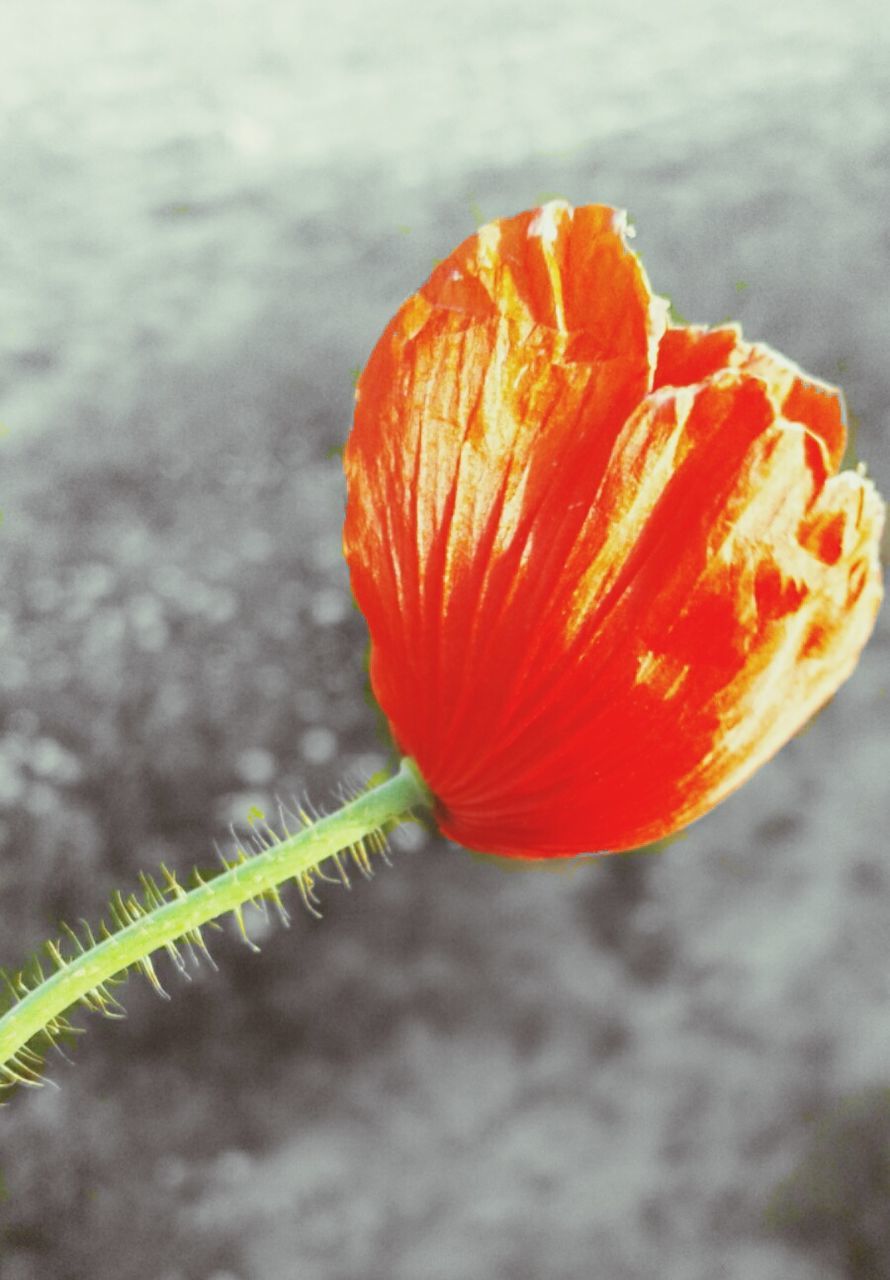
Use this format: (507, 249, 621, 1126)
(0, 758, 432, 1083)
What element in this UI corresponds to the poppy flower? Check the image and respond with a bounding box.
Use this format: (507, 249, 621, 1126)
(343, 201, 885, 858)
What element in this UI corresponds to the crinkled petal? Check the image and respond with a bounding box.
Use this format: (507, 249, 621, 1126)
(344, 201, 666, 777)
(656, 322, 847, 468)
(432, 374, 883, 855)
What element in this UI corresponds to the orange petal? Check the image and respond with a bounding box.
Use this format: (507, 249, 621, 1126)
(435, 375, 883, 856)
(654, 323, 740, 387)
(656, 322, 847, 469)
(344, 201, 666, 767)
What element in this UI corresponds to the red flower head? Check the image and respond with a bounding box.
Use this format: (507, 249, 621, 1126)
(343, 201, 885, 858)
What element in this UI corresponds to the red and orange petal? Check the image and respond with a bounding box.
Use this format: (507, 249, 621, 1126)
(343, 200, 885, 858)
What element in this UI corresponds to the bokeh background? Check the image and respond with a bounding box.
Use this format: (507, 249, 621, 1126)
(1, 1, 889, 1277)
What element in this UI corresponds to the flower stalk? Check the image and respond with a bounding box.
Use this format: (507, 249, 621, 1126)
(0, 758, 432, 1090)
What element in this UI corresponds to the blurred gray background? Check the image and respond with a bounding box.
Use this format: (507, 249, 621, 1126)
(1, 1, 889, 1277)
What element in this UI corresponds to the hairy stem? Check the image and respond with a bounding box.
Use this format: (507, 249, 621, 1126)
(0, 758, 432, 1084)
